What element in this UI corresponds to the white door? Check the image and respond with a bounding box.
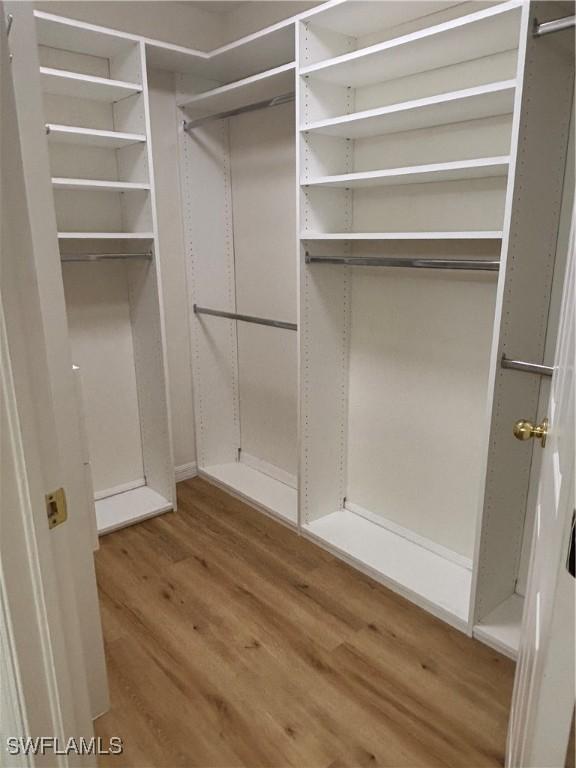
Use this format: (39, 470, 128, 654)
(507, 204, 575, 767)
(0, 2, 108, 759)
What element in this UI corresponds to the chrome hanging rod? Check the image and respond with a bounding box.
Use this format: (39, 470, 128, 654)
(194, 304, 297, 331)
(534, 14, 575, 36)
(305, 255, 500, 271)
(501, 354, 553, 377)
(60, 252, 153, 262)
(183, 92, 295, 132)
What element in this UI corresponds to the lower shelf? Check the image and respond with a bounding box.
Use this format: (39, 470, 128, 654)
(303, 509, 472, 628)
(473, 593, 524, 659)
(95, 485, 173, 535)
(200, 462, 298, 527)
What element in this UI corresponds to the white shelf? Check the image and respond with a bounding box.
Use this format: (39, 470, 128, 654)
(300, 1, 522, 87)
(301, 80, 516, 139)
(301, 231, 503, 241)
(179, 63, 295, 117)
(35, 10, 139, 58)
(473, 593, 524, 659)
(58, 232, 154, 240)
(40, 67, 142, 102)
(95, 485, 172, 535)
(304, 0, 459, 38)
(302, 157, 510, 189)
(200, 462, 297, 527)
(52, 178, 150, 192)
(46, 124, 146, 148)
(146, 18, 295, 82)
(304, 509, 472, 627)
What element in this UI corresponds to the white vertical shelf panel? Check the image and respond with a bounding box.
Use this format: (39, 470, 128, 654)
(131, 40, 176, 508)
(471, 1, 575, 624)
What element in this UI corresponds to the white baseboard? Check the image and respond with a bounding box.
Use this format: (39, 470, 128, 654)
(239, 452, 297, 489)
(175, 462, 198, 482)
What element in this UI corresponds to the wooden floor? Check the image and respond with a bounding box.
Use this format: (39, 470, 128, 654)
(95, 477, 515, 768)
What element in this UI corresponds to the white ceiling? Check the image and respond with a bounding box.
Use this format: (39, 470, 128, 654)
(185, 1, 248, 14)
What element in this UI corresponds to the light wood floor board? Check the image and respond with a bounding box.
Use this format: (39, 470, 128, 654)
(94, 477, 514, 768)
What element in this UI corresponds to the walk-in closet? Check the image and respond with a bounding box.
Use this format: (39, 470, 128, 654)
(3, 0, 574, 764)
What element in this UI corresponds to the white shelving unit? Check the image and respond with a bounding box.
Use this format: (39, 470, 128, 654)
(178, 26, 299, 528)
(27, 1, 574, 664)
(300, 1, 522, 85)
(295, 0, 574, 647)
(34, 10, 175, 534)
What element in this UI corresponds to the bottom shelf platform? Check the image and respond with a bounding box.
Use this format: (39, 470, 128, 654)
(199, 462, 298, 527)
(95, 485, 173, 535)
(473, 593, 524, 659)
(303, 508, 472, 629)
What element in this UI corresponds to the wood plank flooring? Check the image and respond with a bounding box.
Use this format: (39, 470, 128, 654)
(94, 477, 514, 768)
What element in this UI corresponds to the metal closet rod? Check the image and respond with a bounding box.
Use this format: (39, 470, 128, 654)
(194, 304, 297, 331)
(534, 14, 575, 36)
(183, 92, 295, 131)
(60, 252, 153, 262)
(501, 354, 553, 377)
(305, 254, 500, 271)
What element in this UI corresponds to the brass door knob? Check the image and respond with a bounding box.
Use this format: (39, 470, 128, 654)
(513, 418, 549, 447)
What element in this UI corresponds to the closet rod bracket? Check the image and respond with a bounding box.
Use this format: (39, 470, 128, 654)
(533, 14, 575, 36)
(501, 354, 553, 377)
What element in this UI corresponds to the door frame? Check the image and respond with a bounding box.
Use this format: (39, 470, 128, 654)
(1, 3, 105, 763)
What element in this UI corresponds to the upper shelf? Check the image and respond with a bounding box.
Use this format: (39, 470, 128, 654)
(303, 0, 460, 38)
(40, 67, 142, 102)
(301, 80, 516, 139)
(180, 63, 295, 118)
(35, 11, 139, 58)
(46, 124, 146, 149)
(146, 22, 295, 83)
(302, 157, 510, 189)
(300, 1, 522, 87)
